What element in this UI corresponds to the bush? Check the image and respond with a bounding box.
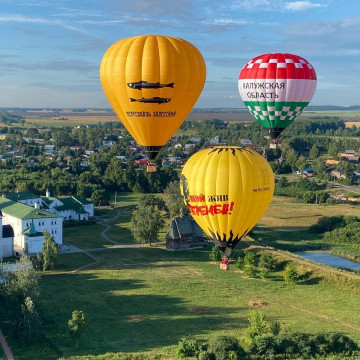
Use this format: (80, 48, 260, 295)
(234, 256, 245, 270)
(207, 335, 245, 360)
(176, 336, 200, 358)
(209, 246, 222, 262)
(198, 350, 214, 360)
(309, 215, 359, 234)
(245, 310, 269, 342)
(258, 252, 277, 271)
(283, 263, 299, 284)
(244, 251, 257, 266)
(243, 264, 257, 278)
(249, 334, 276, 357)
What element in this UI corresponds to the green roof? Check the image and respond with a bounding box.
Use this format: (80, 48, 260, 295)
(22, 221, 44, 237)
(41, 196, 58, 207)
(72, 195, 92, 205)
(55, 197, 87, 214)
(0, 197, 62, 220)
(5, 191, 39, 201)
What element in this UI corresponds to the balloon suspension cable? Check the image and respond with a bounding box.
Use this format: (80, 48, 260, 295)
(143, 145, 163, 160)
(268, 128, 284, 140)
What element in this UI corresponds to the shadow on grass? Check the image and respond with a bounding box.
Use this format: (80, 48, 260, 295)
(92, 247, 212, 270)
(39, 272, 247, 357)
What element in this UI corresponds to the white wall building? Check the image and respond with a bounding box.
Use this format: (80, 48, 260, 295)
(0, 210, 14, 260)
(0, 197, 63, 255)
(4, 191, 94, 221)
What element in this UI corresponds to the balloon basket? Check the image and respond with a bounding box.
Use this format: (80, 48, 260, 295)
(146, 163, 157, 172)
(220, 257, 229, 270)
(220, 263, 229, 270)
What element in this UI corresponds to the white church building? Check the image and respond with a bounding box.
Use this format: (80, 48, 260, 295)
(0, 197, 63, 255)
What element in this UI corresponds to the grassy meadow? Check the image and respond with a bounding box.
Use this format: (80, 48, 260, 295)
(4, 195, 360, 360)
(253, 196, 360, 251)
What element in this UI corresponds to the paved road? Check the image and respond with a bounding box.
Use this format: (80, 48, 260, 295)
(332, 183, 360, 195)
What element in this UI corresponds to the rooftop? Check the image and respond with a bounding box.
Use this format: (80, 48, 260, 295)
(4, 191, 39, 202)
(0, 197, 62, 220)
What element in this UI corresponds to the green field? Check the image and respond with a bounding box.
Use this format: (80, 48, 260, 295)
(302, 110, 360, 119)
(254, 196, 360, 251)
(3, 196, 360, 360)
(5, 246, 360, 360)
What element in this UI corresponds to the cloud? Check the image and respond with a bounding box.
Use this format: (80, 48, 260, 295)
(284, 1, 326, 11)
(0, 13, 86, 33)
(0, 59, 98, 73)
(202, 18, 251, 26)
(279, 16, 360, 39)
(232, 0, 272, 11)
(231, 0, 326, 11)
(103, 0, 192, 16)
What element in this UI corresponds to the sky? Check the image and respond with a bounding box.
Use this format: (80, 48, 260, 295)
(0, 0, 359, 108)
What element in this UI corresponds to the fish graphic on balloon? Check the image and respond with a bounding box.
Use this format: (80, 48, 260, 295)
(129, 97, 171, 104)
(127, 81, 174, 90)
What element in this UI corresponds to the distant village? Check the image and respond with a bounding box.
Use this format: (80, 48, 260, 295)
(1, 116, 360, 260)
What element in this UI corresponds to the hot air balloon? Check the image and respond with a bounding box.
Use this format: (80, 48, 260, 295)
(180, 146, 274, 261)
(100, 35, 206, 167)
(238, 53, 316, 140)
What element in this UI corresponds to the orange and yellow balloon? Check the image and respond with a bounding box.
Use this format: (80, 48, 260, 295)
(180, 147, 274, 257)
(100, 35, 206, 160)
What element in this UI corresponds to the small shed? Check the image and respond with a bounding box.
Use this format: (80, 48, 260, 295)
(166, 215, 207, 250)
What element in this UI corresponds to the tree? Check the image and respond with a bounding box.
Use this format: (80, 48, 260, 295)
(328, 142, 339, 157)
(246, 310, 269, 342)
(309, 144, 320, 159)
(164, 180, 188, 217)
(41, 230, 59, 271)
(131, 203, 165, 245)
(68, 310, 86, 348)
(90, 188, 110, 206)
(15, 297, 43, 345)
(2, 255, 39, 307)
(296, 155, 307, 172)
(138, 194, 167, 212)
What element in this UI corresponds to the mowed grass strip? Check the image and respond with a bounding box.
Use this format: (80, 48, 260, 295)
(9, 246, 358, 360)
(64, 223, 113, 249)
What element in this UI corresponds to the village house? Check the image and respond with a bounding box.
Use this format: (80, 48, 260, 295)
(166, 215, 207, 250)
(326, 159, 340, 166)
(239, 137, 252, 146)
(269, 141, 282, 149)
(330, 169, 346, 180)
(340, 150, 359, 162)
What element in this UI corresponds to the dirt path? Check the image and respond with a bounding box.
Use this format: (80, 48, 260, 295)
(0, 329, 14, 360)
(98, 209, 123, 245)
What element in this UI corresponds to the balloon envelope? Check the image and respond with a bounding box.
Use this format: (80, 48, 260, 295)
(180, 146, 274, 256)
(100, 35, 206, 159)
(238, 53, 317, 139)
